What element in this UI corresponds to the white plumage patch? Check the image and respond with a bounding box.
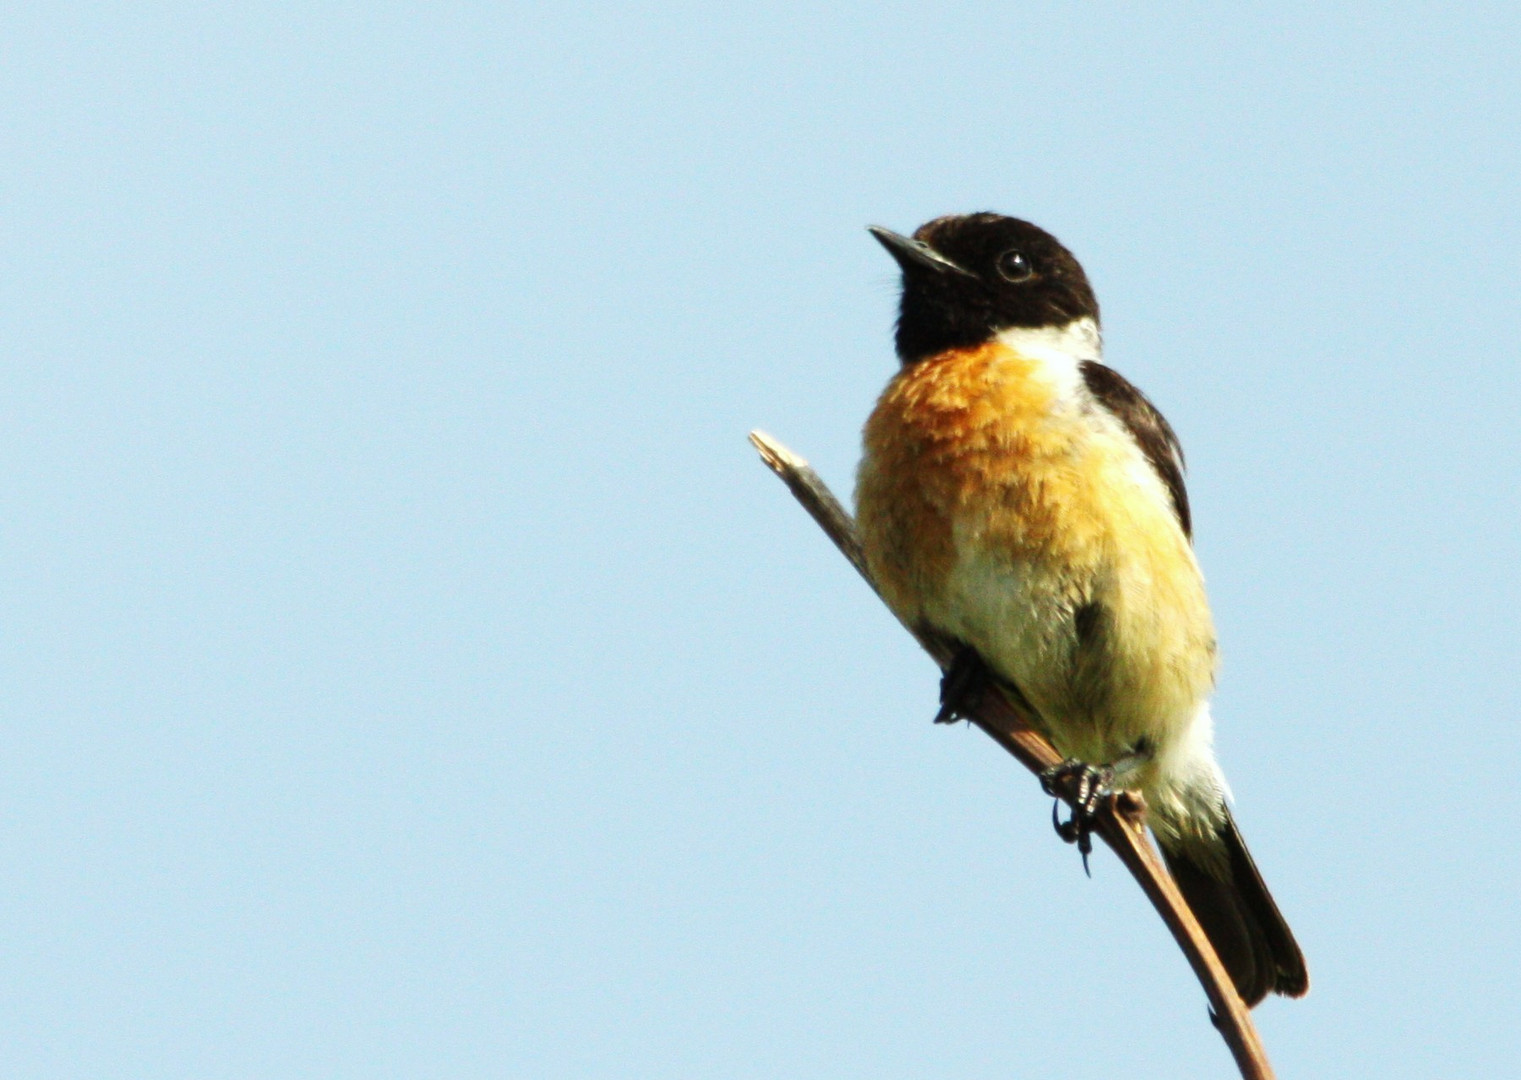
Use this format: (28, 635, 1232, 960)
(994, 317, 1102, 397)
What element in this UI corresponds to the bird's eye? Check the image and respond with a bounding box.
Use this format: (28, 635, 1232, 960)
(996, 249, 1033, 282)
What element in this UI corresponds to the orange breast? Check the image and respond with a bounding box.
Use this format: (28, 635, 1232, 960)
(855, 337, 1215, 758)
(855, 341, 1066, 622)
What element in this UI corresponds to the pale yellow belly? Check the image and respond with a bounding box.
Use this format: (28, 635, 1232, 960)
(926, 473, 1217, 767)
(856, 340, 1217, 772)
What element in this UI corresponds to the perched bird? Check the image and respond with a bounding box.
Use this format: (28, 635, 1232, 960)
(854, 213, 1308, 1007)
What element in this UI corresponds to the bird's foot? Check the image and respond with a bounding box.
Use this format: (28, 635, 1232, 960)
(1040, 759, 1116, 877)
(933, 646, 990, 725)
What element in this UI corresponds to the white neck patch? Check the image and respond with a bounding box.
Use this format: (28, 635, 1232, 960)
(994, 317, 1103, 400)
(995, 317, 1102, 364)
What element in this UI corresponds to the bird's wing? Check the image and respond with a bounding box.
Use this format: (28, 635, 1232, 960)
(1078, 360, 1192, 539)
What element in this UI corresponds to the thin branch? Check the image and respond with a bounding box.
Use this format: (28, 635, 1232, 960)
(750, 429, 1275, 1080)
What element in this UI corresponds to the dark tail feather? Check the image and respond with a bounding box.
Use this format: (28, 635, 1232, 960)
(1160, 810, 1309, 1007)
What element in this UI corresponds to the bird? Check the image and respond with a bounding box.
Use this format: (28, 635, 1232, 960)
(853, 212, 1308, 1007)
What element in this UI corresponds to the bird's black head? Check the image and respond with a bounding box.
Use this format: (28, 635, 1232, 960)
(870, 213, 1099, 365)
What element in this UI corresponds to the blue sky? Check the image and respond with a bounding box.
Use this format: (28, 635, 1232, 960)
(2, 3, 1518, 1077)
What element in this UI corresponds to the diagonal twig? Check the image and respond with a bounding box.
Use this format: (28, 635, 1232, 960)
(750, 429, 1275, 1080)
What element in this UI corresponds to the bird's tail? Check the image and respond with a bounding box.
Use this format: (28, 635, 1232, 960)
(1159, 810, 1309, 1007)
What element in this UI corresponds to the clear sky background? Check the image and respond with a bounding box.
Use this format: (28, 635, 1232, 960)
(2, 3, 1517, 1078)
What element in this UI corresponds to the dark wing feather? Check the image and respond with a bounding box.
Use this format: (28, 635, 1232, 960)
(1078, 360, 1192, 539)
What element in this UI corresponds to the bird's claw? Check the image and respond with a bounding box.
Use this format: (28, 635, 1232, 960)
(934, 646, 987, 725)
(1040, 759, 1115, 876)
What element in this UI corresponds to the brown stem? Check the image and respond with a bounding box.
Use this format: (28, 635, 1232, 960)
(749, 429, 1275, 1080)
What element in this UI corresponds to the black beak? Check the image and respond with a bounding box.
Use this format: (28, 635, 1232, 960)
(868, 226, 973, 277)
